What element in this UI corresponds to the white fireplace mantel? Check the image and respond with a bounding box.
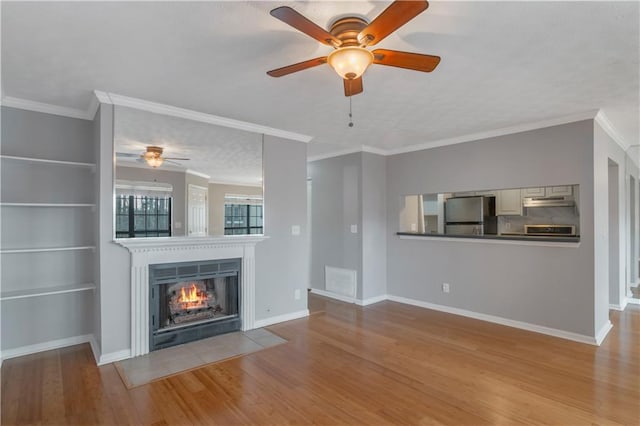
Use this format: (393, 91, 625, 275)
(116, 235, 267, 357)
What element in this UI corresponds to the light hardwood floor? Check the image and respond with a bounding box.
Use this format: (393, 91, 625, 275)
(2, 294, 639, 425)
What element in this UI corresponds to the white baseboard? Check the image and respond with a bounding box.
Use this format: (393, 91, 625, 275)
(386, 295, 601, 346)
(253, 309, 309, 328)
(0, 334, 93, 361)
(627, 297, 640, 305)
(310, 288, 357, 304)
(595, 320, 613, 345)
(89, 334, 101, 364)
(356, 294, 389, 306)
(310, 288, 389, 306)
(609, 303, 625, 311)
(98, 349, 132, 365)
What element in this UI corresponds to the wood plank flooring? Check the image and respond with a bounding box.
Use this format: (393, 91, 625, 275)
(2, 294, 639, 425)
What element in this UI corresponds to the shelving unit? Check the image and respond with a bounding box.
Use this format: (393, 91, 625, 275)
(0, 283, 96, 301)
(0, 245, 95, 254)
(0, 154, 95, 169)
(0, 202, 95, 208)
(1, 135, 97, 353)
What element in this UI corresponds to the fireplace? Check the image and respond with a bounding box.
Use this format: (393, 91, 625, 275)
(149, 259, 241, 351)
(117, 235, 264, 359)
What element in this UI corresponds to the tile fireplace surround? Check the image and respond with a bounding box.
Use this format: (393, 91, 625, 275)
(116, 235, 267, 358)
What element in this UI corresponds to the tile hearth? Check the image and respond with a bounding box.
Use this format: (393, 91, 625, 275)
(114, 328, 286, 388)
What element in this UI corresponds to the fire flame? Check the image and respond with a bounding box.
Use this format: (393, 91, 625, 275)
(178, 283, 207, 309)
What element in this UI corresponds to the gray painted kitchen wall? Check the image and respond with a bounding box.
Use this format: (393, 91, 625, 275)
(386, 120, 597, 337)
(308, 153, 363, 296)
(1, 106, 96, 351)
(361, 152, 387, 301)
(254, 135, 308, 320)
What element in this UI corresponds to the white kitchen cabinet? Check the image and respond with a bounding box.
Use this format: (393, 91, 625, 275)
(475, 190, 497, 197)
(521, 187, 545, 197)
(497, 189, 523, 215)
(545, 186, 573, 196)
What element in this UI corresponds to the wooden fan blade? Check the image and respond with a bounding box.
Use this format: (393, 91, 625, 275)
(267, 57, 327, 77)
(116, 152, 139, 158)
(359, 0, 429, 46)
(344, 77, 363, 97)
(164, 157, 190, 161)
(270, 6, 341, 47)
(372, 49, 440, 72)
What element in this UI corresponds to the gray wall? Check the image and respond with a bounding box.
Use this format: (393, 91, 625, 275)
(116, 165, 187, 236)
(208, 183, 262, 236)
(607, 160, 620, 307)
(1, 106, 96, 351)
(308, 152, 388, 301)
(97, 104, 131, 357)
(308, 153, 363, 295)
(361, 152, 387, 300)
(386, 120, 597, 336)
(255, 136, 309, 319)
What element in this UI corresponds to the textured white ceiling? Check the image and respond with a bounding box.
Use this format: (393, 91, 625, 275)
(2, 1, 639, 159)
(114, 106, 263, 186)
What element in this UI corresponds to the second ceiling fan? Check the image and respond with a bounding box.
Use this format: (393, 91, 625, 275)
(266, 0, 440, 96)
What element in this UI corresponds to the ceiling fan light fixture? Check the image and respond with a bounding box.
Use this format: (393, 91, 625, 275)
(143, 151, 164, 168)
(327, 46, 374, 80)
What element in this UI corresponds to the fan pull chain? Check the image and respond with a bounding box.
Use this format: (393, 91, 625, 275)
(348, 94, 354, 127)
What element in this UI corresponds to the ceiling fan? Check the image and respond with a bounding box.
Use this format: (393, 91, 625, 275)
(266, 0, 440, 96)
(116, 146, 190, 168)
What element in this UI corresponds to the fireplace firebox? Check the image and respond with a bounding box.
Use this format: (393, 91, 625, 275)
(149, 259, 241, 351)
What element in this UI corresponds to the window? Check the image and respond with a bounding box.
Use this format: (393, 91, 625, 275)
(224, 204, 263, 235)
(116, 195, 172, 238)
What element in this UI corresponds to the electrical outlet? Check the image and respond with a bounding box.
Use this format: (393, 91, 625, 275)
(442, 283, 450, 293)
(294, 289, 301, 300)
(350, 224, 358, 234)
(291, 225, 301, 236)
(410, 223, 417, 231)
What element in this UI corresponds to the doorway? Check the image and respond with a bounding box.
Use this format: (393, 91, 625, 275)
(188, 184, 208, 236)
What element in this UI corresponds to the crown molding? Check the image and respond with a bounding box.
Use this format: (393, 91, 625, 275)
(307, 146, 364, 162)
(385, 109, 600, 156)
(595, 111, 639, 168)
(308, 110, 601, 162)
(0, 96, 93, 120)
(185, 169, 211, 180)
(93, 91, 313, 143)
(361, 145, 388, 156)
(595, 110, 630, 151)
(208, 179, 263, 188)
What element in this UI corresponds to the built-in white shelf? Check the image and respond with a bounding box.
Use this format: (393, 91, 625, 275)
(0, 245, 95, 254)
(0, 154, 95, 169)
(0, 202, 95, 208)
(0, 283, 96, 301)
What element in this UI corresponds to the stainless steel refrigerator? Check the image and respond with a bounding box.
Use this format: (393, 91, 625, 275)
(444, 196, 497, 235)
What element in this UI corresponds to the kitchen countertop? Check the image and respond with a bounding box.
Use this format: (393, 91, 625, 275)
(396, 232, 580, 243)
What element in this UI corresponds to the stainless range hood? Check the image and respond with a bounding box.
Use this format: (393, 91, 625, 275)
(523, 196, 575, 208)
